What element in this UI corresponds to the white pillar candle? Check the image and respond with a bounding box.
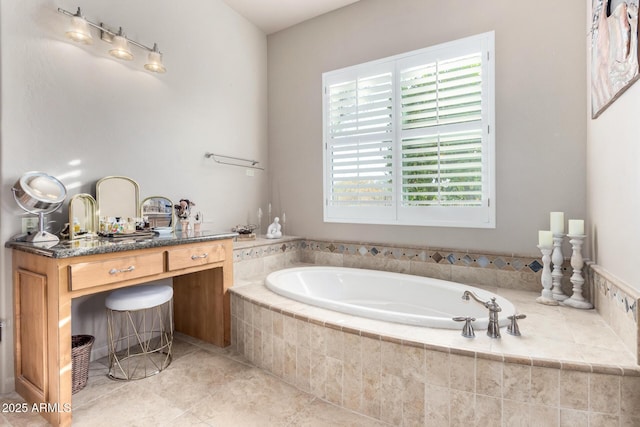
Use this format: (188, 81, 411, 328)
(550, 212, 565, 234)
(568, 219, 584, 235)
(538, 230, 553, 247)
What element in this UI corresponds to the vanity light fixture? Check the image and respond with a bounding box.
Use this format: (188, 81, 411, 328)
(144, 44, 167, 73)
(57, 6, 166, 73)
(109, 28, 133, 61)
(64, 7, 93, 44)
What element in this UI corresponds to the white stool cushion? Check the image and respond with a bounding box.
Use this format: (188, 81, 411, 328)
(106, 284, 173, 311)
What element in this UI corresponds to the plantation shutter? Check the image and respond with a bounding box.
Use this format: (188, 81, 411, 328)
(323, 32, 494, 227)
(324, 65, 396, 221)
(399, 53, 484, 208)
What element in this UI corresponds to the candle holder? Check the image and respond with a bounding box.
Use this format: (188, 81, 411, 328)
(551, 233, 568, 301)
(536, 245, 558, 305)
(563, 234, 593, 309)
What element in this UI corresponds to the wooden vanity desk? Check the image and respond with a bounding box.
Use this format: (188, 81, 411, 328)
(6, 231, 237, 427)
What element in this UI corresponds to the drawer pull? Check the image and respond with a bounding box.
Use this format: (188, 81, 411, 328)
(191, 253, 209, 260)
(109, 266, 136, 275)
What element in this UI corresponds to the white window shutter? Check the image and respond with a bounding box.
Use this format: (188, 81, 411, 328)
(323, 32, 494, 228)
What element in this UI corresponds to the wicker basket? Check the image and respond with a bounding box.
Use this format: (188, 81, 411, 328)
(71, 335, 94, 394)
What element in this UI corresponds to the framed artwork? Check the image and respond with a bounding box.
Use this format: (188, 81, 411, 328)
(591, 0, 640, 118)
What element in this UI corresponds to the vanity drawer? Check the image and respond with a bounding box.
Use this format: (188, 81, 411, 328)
(167, 244, 226, 271)
(68, 252, 165, 291)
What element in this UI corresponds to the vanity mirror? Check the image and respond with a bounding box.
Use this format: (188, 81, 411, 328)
(141, 196, 174, 230)
(68, 194, 97, 239)
(12, 171, 67, 244)
(96, 176, 140, 220)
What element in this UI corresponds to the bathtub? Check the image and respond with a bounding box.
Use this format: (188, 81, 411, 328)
(265, 266, 516, 330)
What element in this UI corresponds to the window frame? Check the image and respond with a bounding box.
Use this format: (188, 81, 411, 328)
(322, 31, 495, 228)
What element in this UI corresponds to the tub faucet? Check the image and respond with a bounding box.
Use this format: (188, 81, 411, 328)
(462, 291, 502, 338)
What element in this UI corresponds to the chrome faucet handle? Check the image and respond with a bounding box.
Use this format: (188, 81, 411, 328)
(507, 313, 526, 336)
(487, 297, 501, 312)
(453, 316, 476, 338)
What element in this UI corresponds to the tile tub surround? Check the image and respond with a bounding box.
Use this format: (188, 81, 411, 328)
(230, 280, 640, 426)
(300, 239, 581, 297)
(590, 263, 640, 365)
(234, 236, 304, 281)
(233, 237, 639, 360)
(234, 237, 575, 296)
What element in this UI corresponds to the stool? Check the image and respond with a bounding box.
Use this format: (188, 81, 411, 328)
(106, 284, 173, 380)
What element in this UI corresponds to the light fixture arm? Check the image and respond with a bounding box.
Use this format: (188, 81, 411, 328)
(57, 7, 160, 54)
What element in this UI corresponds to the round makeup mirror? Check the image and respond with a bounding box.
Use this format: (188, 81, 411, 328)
(12, 171, 67, 243)
(141, 196, 174, 230)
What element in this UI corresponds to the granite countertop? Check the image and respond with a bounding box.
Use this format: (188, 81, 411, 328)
(5, 230, 238, 258)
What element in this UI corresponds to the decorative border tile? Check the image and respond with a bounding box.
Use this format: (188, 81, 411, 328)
(587, 263, 639, 363)
(301, 239, 554, 275)
(233, 237, 576, 294)
(590, 264, 638, 324)
(233, 238, 304, 262)
(595, 273, 638, 323)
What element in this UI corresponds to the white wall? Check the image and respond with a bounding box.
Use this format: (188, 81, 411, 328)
(267, 0, 587, 256)
(586, 2, 640, 292)
(0, 0, 268, 393)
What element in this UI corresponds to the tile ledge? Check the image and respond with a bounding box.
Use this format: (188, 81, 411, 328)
(589, 262, 640, 299)
(233, 235, 303, 250)
(231, 284, 639, 376)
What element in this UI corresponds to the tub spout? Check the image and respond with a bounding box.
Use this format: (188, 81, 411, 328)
(462, 291, 502, 338)
(462, 290, 484, 304)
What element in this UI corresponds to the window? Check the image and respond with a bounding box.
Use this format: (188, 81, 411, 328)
(322, 32, 495, 228)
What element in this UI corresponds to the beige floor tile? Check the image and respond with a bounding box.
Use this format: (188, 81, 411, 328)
(159, 411, 210, 427)
(288, 398, 391, 426)
(0, 392, 50, 427)
(71, 361, 128, 409)
(141, 349, 254, 409)
(70, 381, 186, 426)
(2, 335, 384, 427)
(188, 367, 313, 425)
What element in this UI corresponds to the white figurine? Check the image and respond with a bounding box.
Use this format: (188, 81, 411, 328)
(266, 216, 282, 239)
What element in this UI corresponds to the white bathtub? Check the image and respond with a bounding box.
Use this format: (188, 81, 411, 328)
(265, 266, 517, 330)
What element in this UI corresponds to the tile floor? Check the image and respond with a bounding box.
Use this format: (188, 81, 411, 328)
(0, 333, 389, 426)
